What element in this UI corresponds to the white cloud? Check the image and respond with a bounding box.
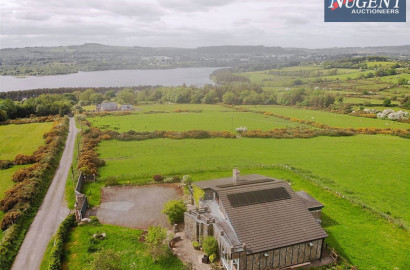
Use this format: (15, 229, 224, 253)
(0, 0, 408, 49)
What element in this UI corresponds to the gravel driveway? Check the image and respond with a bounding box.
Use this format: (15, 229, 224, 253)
(92, 184, 183, 229)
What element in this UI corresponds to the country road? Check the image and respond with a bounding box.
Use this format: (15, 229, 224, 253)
(11, 117, 79, 270)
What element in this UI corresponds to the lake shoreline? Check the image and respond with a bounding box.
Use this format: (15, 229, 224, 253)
(0, 67, 222, 92)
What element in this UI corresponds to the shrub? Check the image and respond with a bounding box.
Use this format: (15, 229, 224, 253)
(13, 154, 36, 165)
(192, 241, 201, 250)
(202, 236, 218, 257)
(90, 249, 122, 270)
(162, 199, 187, 225)
(48, 214, 76, 270)
(0, 160, 13, 170)
(89, 216, 101, 226)
(153, 174, 164, 182)
(182, 175, 192, 186)
(0, 210, 21, 231)
(105, 177, 119, 186)
(146, 225, 168, 262)
(209, 254, 216, 263)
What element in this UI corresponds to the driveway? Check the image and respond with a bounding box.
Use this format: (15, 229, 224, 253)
(91, 184, 183, 229)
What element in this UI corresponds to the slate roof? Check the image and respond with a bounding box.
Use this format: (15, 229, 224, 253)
(296, 191, 324, 211)
(194, 175, 328, 254)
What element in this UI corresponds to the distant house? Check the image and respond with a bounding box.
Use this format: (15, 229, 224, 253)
(185, 169, 327, 270)
(120, 104, 134, 111)
(98, 102, 117, 111)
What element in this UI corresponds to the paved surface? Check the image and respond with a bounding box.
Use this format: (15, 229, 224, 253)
(11, 117, 79, 270)
(172, 231, 211, 270)
(91, 184, 183, 229)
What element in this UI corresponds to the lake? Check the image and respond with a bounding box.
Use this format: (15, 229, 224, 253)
(0, 67, 220, 92)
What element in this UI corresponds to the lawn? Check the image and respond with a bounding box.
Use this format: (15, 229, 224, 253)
(62, 223, 184, 270)
(88, 110, 305, 132)
(243, 105, 410, 129)
(0, 122, 53, 160)
(188, 168, 410, 269)
(96, 136, 410, 228)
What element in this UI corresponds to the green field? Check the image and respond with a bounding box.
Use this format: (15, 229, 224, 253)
(0, 165, 30, 200)
(243, 105, 410, 129)
(62, 223, 183, 270)
(96, 136, 410, 228)
(88, 110, 304, 132)
(0, 122, 53, 160)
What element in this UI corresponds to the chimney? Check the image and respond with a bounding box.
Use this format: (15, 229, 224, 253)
(233, 167, 240, 183)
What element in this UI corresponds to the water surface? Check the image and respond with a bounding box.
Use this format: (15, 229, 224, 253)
(0, 67, 219, 91)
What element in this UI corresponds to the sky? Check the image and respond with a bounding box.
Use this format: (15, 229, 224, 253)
(0, 0, 409, 49)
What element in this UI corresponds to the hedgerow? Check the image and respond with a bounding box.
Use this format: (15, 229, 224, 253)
(0, 117, 69, 269)
(47, 213, 76, 270)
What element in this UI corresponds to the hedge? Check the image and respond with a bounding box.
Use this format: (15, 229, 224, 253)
(0, 117, 69, 269)
(47, 214, 76, 270)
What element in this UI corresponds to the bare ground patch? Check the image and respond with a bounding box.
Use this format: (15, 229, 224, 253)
(90, 184, 183, 229)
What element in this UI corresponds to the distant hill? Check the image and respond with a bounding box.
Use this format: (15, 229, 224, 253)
(0, 44, 409, 76)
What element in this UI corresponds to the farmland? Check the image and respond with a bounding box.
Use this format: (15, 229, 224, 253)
(88, 109, 304, 132)
(0, 122, 53, 160)
(243, 105, 410, 129)
(79, 94, 410, 269)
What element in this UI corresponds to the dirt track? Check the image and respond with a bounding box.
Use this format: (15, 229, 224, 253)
(11, 117, 78, 270)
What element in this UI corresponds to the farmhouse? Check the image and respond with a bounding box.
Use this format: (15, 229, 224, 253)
(184, 169, 327, 270)
(120, 104, 134, 111)
(97, 102, 118, 111)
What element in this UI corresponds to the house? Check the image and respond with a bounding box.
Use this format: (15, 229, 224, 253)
(184, 169, 328, 270)
(98, 102, 117, 111)
(120, 104, 134, 111)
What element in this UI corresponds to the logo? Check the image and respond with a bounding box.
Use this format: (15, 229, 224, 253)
(324, 0, 406, 22)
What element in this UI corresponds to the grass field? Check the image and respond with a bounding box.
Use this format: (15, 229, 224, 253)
(96, 136, 410, 227)
(0, 165, 30, 200)
(0, 122, 53, 160)
(62, 223, 184, 270)
(243, 105, 410, 129)
(88, 110, 304, 132)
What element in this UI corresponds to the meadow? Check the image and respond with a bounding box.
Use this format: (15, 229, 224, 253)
(0, 122, 53, 160)
(244, 105, 410, 129)
(60, 223, 184, 270)
(96, 136, 410, 226)
(88, 110, 304, 132)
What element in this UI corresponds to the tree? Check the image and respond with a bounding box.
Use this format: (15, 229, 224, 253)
(202, 236, 218, 257)
(383, 98, 392, 107)
(146, 225, 168, 262)
(0, 109, 8, 121)
(222, 91, 237, 105)
(162, 199, 186, 225)
(90, 93, 104, 104)
(202, 90, 219, 104)
(117, 89, 135, 105)
(90, 249, 122, 270)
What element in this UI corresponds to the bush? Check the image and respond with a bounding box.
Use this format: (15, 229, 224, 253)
(162, 200, 187, 225)
(89, 216, 101, 226)
(0, 160, 13, 170)
(48, 214, 76, 270)
(153, 174, 164, 182)
(202, 236, 218, 257)
(90, 249, 122, 270)
(209, 254, 217, 263)
(13, 154, 36, 165)
(105, 177, 119, 186)
(192, 241, 201, 250)
(0, 210, 21, 231)
(146, 225, 168, 262)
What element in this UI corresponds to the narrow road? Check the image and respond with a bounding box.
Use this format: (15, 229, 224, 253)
(11, 117, 79, 270)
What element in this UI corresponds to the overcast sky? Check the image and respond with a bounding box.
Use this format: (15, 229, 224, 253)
(0, 0, 409, 49)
